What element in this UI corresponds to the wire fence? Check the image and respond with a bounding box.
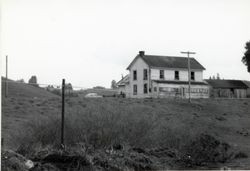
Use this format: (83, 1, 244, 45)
(1, 78, 119, 148)
(1, 79, 116, 91)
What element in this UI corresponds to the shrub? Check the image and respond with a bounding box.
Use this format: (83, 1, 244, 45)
(178, 134, 234, 168)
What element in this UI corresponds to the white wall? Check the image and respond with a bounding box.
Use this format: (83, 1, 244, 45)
(117, 84, 130, 97)
(157, 83, 210, 98)
(151, 68, 203, 82)
(195, 71, 203, 81)
(128, 57, 150, 98)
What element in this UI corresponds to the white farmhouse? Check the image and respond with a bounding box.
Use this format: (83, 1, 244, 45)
(124, 51, 209, 98)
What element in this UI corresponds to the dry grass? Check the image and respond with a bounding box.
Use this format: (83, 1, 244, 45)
(10, 98, 250, 155)
(2, 80, 250, 169)
(15, 98, 197, 153)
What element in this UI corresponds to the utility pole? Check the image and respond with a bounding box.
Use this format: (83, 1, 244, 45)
(181, 51, 196, 103)
(61, 79, 65, 148)
(5, 55, 8, 98)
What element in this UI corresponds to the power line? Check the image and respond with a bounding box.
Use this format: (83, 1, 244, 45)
(1, 80, 62, 88)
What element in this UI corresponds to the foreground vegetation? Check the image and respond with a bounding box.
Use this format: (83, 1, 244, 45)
(2, 96, 250, 170)
(2, 80, 250, 170)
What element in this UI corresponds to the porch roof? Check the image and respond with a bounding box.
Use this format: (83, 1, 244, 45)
(153, 80, 208, 85)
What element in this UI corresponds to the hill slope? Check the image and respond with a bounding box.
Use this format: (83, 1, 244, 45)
(1, 78, 250, 169)
(1, 78, 60, 149)
(1, 77, 59, 99)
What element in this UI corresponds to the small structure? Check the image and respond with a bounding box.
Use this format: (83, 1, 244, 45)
(205, 79, 248, 98)
(243, 80, 250, 97)
(125, 51, 209, 98)
(85, 93, 103, 98)
(116, 75, 129, 97)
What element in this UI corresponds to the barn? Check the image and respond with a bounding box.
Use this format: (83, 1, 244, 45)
(205, 79, 248, 98)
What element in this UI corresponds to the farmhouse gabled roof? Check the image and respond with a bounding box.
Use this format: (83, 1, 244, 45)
(205, 79, 248, 89)
(127, 52, 206, 70)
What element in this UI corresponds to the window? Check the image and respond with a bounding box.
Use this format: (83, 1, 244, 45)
(144, 83, 148, 94)
(160, 70, 164, 79)
(191, 71, 195, 80)
(175, 71, 179, 80)
(154, 87, 157, 92)
(133, 85, 137, 95)
(143, 69, 148, 80)
(133, 70, 137, 80)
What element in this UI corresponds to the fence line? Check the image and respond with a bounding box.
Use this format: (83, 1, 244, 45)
(1, 79, 117, 90)
(1, 81, 119, 99)
(2, 78, 118, 148)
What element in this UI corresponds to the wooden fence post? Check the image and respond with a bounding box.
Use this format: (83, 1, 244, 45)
(61, 79, 65, 148)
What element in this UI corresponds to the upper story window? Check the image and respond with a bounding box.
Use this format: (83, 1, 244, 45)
(191, 71, 195, 80)
(144, 83, 148, 94)
(133, 70, 137, 80)
(143, 69, 148, 80)
(160, 70, 164, 79)
(133, 84, 137, 95)
(175, 71, 179, 80)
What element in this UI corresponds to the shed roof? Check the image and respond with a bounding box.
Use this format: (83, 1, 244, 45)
(116, 74, 129, 86)
(243, 80, 250, 88)
(205, 79, 248, 89)
(127, 53, 205, 70)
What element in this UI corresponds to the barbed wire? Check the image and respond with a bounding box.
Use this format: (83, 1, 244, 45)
(1, 79, 116, 91)
(2, 80, 61, 87)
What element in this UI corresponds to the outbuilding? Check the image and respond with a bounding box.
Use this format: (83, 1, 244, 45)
(205, 79, 248, 98)
(243, 80, 250, 98)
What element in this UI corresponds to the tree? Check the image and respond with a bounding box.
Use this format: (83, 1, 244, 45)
(65, 83, 73, 91)
(216, 73, 220, 80)
(242, 41, 250, 73)
(16, 79, 25, 83)
(111, 80, 117, 89)
(28, 76, 38, 87)
(93, 86, 105, 89)
(65, 83, 73, 96)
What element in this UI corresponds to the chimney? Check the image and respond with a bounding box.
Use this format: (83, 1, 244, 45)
(139, 51, 145, 57)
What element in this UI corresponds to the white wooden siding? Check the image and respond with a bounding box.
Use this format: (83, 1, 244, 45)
(128, 57, 150, 98)
(157, 83, 209, 98)
(150, 68, 203, 82)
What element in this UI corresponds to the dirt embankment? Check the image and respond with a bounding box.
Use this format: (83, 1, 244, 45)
(2, 134, 249, 171)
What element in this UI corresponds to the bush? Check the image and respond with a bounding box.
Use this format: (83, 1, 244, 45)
(178, 134, 234, 167)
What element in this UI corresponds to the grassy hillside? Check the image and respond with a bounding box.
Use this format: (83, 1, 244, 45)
(1, 78, 60, 149)
(2, 78, 250, 170)
(1, 77, 59, 98)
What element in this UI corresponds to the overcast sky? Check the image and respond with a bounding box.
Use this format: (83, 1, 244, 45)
(1, 0, 250, 88)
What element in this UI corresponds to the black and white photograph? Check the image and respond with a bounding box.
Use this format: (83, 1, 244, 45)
(1, 0, 250, 170)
